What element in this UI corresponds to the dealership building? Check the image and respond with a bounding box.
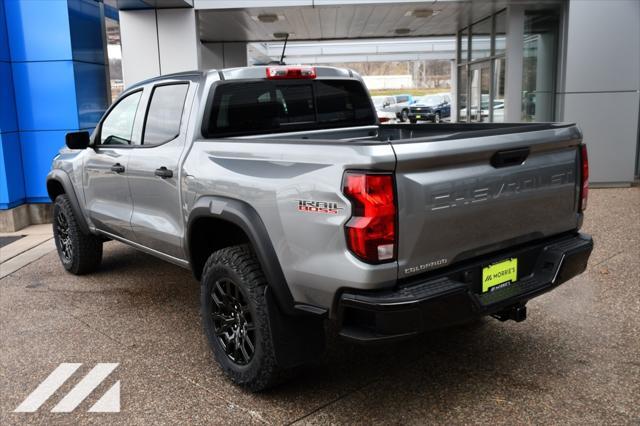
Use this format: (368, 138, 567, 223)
(1, 0, 638, 230)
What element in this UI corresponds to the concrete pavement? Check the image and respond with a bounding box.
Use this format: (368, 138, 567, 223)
(0, 225, 54, 279)
(1, 188, 639, 425)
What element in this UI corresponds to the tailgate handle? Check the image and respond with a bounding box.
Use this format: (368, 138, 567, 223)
(491, 148, 530, 168)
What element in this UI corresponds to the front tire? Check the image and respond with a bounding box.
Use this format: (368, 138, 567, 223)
(434, 112, 441, 123)
(53, 194, 103, 275)
(201, 245, 281, 391)
(400, 109, 409, 122)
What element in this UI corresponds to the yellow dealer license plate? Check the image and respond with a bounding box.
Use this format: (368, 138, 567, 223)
(416, 115, 422, 118)
(482, 258, 518, 293)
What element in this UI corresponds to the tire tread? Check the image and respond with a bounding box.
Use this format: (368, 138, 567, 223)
(201, 244, 283, 392)
(53, 195, 102, 275)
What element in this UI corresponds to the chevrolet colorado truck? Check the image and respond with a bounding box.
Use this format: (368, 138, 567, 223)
(47, 66, 593, 391)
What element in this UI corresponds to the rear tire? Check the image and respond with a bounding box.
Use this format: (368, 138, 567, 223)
(201, 245, 282, 392)
(53, 194, 103, 275)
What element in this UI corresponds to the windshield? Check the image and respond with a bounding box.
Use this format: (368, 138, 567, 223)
(417, 95, 442, 106)
(204, 79, 376, 137)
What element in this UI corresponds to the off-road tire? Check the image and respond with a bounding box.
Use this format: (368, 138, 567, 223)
(53, 194, 103, 275)
(201, 244, 282, 392)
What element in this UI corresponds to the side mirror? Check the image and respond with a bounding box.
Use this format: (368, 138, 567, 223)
(65, 131, 90, 150)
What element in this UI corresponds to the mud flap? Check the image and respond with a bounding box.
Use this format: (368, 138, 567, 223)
(265, 287, 326, 368)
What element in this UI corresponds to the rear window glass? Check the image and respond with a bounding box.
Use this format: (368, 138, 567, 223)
(204, 79, 375, 137)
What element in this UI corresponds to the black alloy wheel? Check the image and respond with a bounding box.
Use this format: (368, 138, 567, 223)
(52, 194, 103, 275)
(210, 277, 256, 365)
(55, 210, 73, 263)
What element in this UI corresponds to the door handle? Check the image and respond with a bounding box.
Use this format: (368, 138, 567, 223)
(154, 166, 173, 179)
(110, 163, 125, 173)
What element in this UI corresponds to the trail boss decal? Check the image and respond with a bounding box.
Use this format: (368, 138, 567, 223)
(297, 200, 344, 214)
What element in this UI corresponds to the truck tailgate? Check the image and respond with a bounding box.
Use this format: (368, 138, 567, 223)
(391, 125, 583, 279)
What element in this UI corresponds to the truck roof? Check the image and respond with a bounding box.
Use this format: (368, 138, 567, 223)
(127, 65, 359, 90)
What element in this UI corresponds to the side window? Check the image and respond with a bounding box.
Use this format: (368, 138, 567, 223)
(100, 91, 142, 145)
(143, 84, 189, 146)
(396, 95, 408, 103)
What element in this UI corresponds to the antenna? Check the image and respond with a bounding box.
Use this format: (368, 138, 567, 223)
(279, 33, 289, 65)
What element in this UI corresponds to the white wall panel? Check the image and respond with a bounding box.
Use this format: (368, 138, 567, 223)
(563, 91, 639, 183)
(120, 10, 160, 87)
(565, 0, 640, 93)
(560, 0, 640, 183)
(200, 42, 247, 69)
(200, 43, 224, 69)
(157, 9, 200, 75)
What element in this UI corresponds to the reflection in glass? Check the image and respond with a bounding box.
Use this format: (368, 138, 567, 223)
(471, 17, 492, 61)
(458, 66, 468, 121)
(469, 66, 490, 122)
(460, 27, 469, 63)
(457, 9, 509, 123)
(101, 91, 142, 145)
(492, 58, 506, 122)
(105, 17, 123, 103)
(470, 68, 479, 121)
(522, 12, 559, 122)
(494, 10, 506, 57)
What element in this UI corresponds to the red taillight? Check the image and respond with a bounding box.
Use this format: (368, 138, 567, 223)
(266, 66, 316, 80)
(580, 144, 589, 211)
(342, 172, 396, 263)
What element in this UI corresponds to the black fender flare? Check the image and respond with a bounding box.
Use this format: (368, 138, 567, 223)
(46, 169, 90, 234)
(186, 196, 298, 316)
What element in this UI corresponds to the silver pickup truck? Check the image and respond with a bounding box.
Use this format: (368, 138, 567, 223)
(47, 65, 593, 391)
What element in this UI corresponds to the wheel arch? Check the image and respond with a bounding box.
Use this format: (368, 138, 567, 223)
(46, 170, 90, 234)
(186, 196, 297, 316)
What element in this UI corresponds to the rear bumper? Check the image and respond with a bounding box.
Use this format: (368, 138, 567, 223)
(337, 232, 593, 342)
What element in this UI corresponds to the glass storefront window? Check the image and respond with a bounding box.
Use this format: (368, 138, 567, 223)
(471, 17, 492, 61)
(494, 10, 506, 57)
(457, 9, 507, 123)
(521, 12, 559, 122)
(492, 57, 506, 122)
(469, 68, 479, 121)
(458, 66, 468, 121)
(459, 27, 469, 63)
(469, 64, 490, 122)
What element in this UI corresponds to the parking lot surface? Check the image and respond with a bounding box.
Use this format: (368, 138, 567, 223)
(1, 188, 639, 425)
